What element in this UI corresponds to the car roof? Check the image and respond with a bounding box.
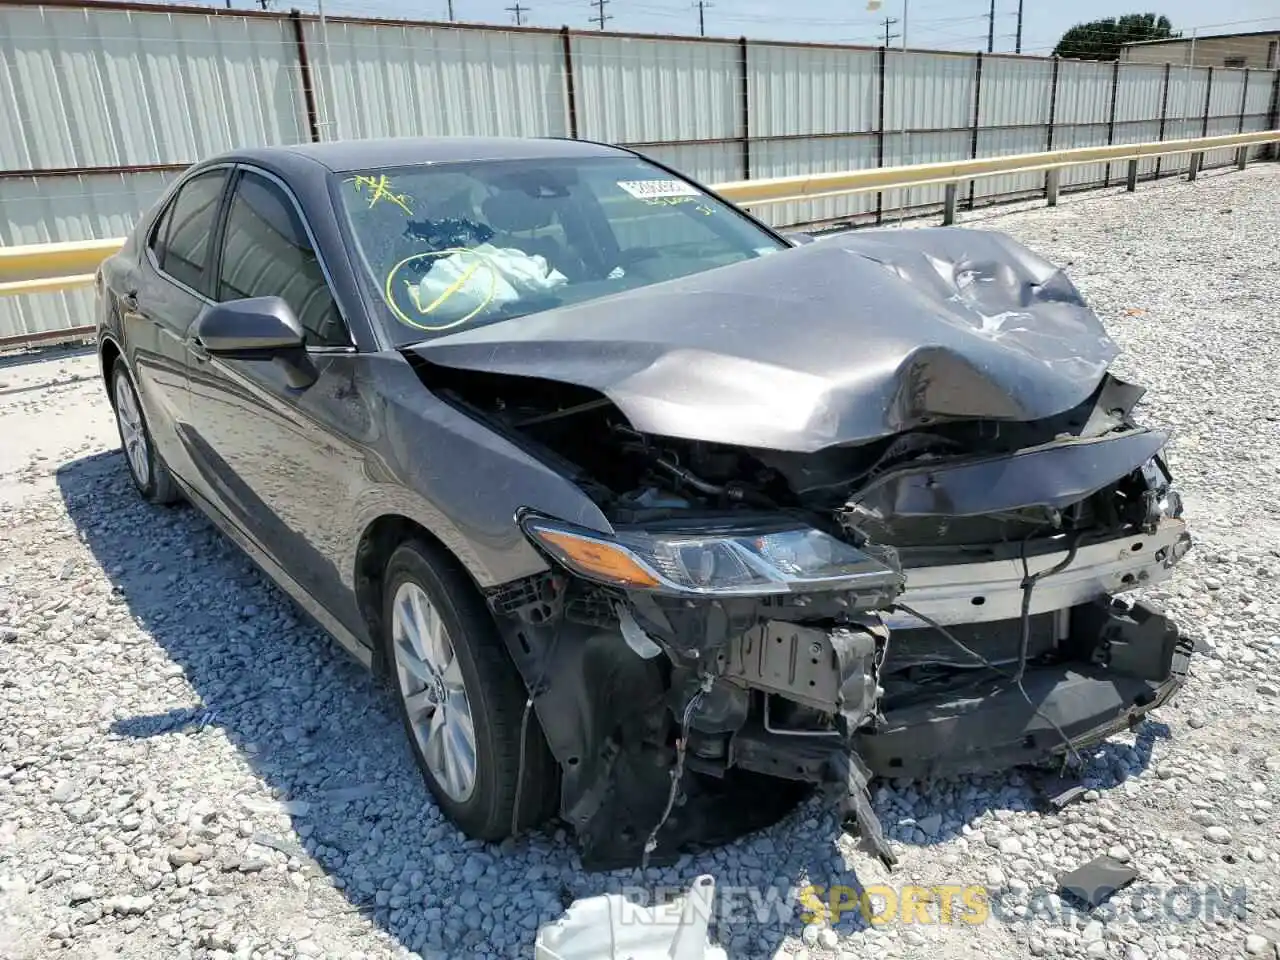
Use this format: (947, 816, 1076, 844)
(230, 136, 630, 174)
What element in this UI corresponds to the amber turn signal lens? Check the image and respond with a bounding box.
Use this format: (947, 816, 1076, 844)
(533, 529, 661, 588)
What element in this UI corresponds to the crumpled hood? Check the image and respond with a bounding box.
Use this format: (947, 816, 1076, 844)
(411, 228, 1119, 453)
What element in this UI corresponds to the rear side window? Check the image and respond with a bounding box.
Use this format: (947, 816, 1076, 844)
(150, 170, 226, 295)
(217, 170, 346, 347)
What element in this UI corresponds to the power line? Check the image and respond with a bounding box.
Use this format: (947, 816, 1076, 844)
(506, 0, 528, 24)
(589, 0, 611, 30)
(880, 16, 900, 47)
(692, 0, 711, 37)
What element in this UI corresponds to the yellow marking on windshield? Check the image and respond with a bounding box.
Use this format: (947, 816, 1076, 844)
(384, 248, 497, 332)
(346, 174, 413, 214)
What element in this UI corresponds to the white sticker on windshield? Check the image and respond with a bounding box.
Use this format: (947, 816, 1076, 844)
(617, 179, 701, 200)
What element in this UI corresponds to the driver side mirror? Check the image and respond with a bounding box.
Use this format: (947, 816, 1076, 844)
(194, 296, 318, 389)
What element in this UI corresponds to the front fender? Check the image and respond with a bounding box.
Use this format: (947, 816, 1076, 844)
(340, 354, 614, 593)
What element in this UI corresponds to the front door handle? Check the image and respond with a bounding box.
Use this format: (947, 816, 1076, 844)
(122, 290, 139, 312)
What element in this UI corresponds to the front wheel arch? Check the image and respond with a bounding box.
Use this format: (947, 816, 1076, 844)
(354, 514, 490, 677)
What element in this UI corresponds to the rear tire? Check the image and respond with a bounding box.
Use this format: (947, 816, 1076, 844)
(382, 540, 558, 840)
(111, 364, 181, 505)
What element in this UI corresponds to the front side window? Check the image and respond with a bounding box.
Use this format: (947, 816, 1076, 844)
(151, 170, 226, 295)
(218, 170, 347, 347)
(334, 155, 788, 345)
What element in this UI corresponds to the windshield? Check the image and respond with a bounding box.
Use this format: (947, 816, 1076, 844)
(333, 155, 789, 344)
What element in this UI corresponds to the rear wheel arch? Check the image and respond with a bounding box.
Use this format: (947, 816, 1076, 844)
(99, 336, 123, 400)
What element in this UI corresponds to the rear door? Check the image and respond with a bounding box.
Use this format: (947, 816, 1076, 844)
(126, 167, 230, 479)
(181, 165, 372, 634)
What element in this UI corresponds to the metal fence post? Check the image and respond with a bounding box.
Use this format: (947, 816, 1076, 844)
(1044, 56, 1060, 197)
(1188, 152, 1202, 180)
(875, 45, 887, 224)
(288, 9, 321, 143)
(738, 37, 751, 181)
(1236, 68, 1251, 170)
(560, 27, 579, 139)
(1154, 61, 1171, 179)
(968, 51, 983, 210)
(1201, 65, 1213, 138)
(1104, 58, 1120, 186)
(1269, 71, 1280, 162)
(1045, 167, 1060, 206)
(1125, 158, 1138, 191)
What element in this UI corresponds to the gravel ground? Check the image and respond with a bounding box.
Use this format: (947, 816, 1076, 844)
(3, 164, 1280, 960)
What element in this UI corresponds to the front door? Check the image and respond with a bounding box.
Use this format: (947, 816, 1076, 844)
(180, 166, 375, 637)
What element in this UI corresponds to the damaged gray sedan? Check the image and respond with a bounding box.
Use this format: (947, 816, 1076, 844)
(95, 136, 1192, 872)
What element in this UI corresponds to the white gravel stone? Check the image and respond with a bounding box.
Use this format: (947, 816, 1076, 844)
(3, 164, 1280, 960)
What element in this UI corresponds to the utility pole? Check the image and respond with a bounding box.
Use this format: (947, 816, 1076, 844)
(446, 0, 454, 20)
(692, 0, 711, 37)
(986, 0, 995, 52)
(1014, 0, 1024, 54)
(880, 16, 899, 47)
(507, 1, 528, 25)
(589, 0, 610, 30)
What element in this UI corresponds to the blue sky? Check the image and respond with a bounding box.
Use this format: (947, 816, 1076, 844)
(295, 0, 1280, 55)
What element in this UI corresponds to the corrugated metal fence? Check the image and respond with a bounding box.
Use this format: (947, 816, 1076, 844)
(3, 0, 1279, 341)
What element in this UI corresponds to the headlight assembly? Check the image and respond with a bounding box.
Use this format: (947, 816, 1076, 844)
(521, 516, 903, 597)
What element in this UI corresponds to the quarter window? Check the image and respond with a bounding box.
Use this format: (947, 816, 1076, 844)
(217, 170, 346, 347)
(150, 170, 226, 295)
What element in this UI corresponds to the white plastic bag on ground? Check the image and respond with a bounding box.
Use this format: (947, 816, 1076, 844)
(535, 874, 728, 960)
(409, 244, 567, 320)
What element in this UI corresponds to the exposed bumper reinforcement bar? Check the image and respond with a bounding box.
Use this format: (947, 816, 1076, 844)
(887, 518, 1190, 627)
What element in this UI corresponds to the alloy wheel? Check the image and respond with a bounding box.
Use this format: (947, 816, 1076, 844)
(391, 580, 478, 802)
(114, 373, 150, 486)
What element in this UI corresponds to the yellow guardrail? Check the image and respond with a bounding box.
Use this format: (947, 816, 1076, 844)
(0, 129, 1277, 320)
(712, 129, 1280, 206)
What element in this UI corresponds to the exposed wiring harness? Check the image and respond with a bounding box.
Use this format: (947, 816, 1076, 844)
(641, 674, 712, 870)
(892, 529, 1087, 772)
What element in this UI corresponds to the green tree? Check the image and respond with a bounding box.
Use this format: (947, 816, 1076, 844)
(1053, 13, 1176, 60)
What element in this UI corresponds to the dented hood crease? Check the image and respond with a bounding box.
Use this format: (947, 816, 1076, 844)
(411, 228, 1119, 453)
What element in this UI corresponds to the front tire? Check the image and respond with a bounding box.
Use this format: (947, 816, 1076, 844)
(382, 540, 557, 840)
(111, 364, 180, 505)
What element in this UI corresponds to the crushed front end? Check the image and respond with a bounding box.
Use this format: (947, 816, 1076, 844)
(453, 369, 1193, 870)
(412, 229, 1195, 869)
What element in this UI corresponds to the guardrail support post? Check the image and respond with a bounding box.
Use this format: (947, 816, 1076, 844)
(943, 183, 959, 225)
(1188, 152, 1202, 181)
(1125, 158, 1138, 192)
(1046, 168, 1060, 207)
(1236, 146, 1248, 170)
